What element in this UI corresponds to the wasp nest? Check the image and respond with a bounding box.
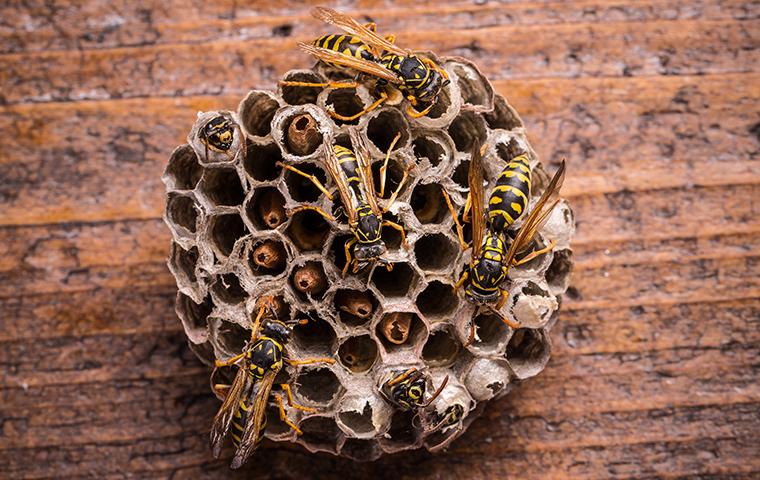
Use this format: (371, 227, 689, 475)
(163, 57, 575, 460)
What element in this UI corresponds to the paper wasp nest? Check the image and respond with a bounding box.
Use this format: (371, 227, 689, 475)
(163, 57, 575, 460)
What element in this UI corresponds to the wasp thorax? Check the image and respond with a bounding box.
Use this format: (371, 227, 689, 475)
(261, 320, 292, 344)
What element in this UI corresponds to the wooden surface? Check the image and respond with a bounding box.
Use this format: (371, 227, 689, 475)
(1, 1, 758, 478)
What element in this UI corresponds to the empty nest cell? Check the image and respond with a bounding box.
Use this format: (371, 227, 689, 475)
(290, 261, 328, 300)
(412, 133, 450, 169)
(166, 193, 199, 234)
(265, 403, 295, 437)
(505, 328, 551, 379)
(238, 90, 280, 138)
(484, 95, 523, 131)
(448, 111, 488, 153)
(472, 312, 511, 350)
(170, 244, 198, 284)
(325, 88, 366, 126)
(209, 212, 247, 257)
(248, 239, 287, 276)
(370, 262, 418, 299)
(338, 402, 375, 437)
(416, 281, 459, 320)
(366, 109, 410, 153)
(296, 367, 343, 405)
(292, 315, 337, 356)
(379, 212, 404, 250)
(340, 438, 380, 462)
(246, 187, 287, 230)
(383, 410, 418, 446)
(281, 71, 325, 105)
(215, 320, 250, 357)
(371, 157, 407, 201)
(287, 208, 331, 251)
(297, 415, 342, 453)
(411, 183, 450, 224)
(199, 168, 245, 207)
(546, 248, 574, 292)
(283, 162, 329, 202)
(334, 289, 377, 327)
(414, 233, 458, 272)
(377, 312, 426, 353)
(211, 273, 246, 306)
(452, 159, 470, 189)
(448, 61, 493, 111)
(243, 141, 282, 182)
(329, 233, 354, 273)
(422, 326, 461, 367)
(338, 335, 378, 373)
(165, 145, 203, 191)
(177, 292, 213, 341)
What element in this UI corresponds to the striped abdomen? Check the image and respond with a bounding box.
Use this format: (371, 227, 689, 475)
(334, 145, 366, 202)
(313, 34, 375, 65)
(230, 395, 266, 450)
(487, 153, 532, 232)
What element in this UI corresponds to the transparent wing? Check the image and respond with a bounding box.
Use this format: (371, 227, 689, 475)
(312, 7, 408, 57)
(298, 43, 401, 84)
(323, 143, 358, 225)
(210, 365, 249, 458)
(349, 127, 381, 217)
(504, 160, 566, 268)
(469, 144, 487, 258)
(230, 368, 277, 469)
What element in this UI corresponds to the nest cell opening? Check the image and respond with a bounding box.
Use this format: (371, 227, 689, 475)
(338, 402, 375, 436)
(513, 237, 549, 271)
(290, 261, 328, 300)
(326, 88, 366, 126)
(506, 328, 550, 373)
(239, 91, 279, 137)
(166, 145, 203, 190)
(340, 439, 379, 461)
(424, 82, 453, 119)
(484, 95, 523, 131)
(414, 233, 458, 272)
(385, 410, 417, 445)
(448, 111, 488, 153)
(286, 208, 331, 252)
(298, 416, 342, 452)
(371, 157, 406, 201)
(167, 194, 198, 233)
(495, 137, 526, 164)
(412, 134, 447, 168)
(416, 281, 458, 320)
(546, 249, 574, 291)
(329, 234, 354, 272)
(282, 72, 325, 105)
(243, 142, 282, 182)
(473, 312, 510, 348)
(292, 316, 337, 356)
(366, 110, 410, 153)
(338, 335, 378, 373)
(199, 168, 245, 207)
(422, 327, 461, 367)
(283, 162, 329, 202)
(217, 320, 249, 356)
(296, 367, 342, 404)
(379, 212, 404, 250)
(520, 280, 550, 298)
(450, 63, 490, 108)
(370, 262, 417, 299)
(248, 239, 287, 276)
(265, 404, 293, 436)
(178, 293, 213, 331)
(209, 213, 247, 257)
(171, 244, 199, 283)
(334, 289, 377, 327)
(211, 273, 246, 305)
(411, 183, 449, 224)
(453, 159, 470, 189)
(377, 312, 425, 352)
(246, 187, 287, 230)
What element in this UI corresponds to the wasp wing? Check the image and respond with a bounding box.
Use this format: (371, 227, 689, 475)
(469, 144, 487, 259)
(210, 364, 250, 458)
(503, 160, 566, 268)
(312, 7, 408, 57)
(323, 143, 359, 225)
(349, 127, 382, 217)
(230, 368, 277, 469)
(298, 43, 401, 84)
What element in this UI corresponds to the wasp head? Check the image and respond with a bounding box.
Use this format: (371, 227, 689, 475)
(383, 369, 427, 410)
(202, 114, 236, 152)
(354, 210, 386, 264)
(261, 319, 291, 344)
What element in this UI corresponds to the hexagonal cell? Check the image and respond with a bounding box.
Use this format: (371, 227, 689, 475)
(447, 60, 494, 111)
(366, 109, 410, 153)
(334, 289, 377, 327)
(512, 235, 552, 273)
(286, 208, 331, 252)
(338, 401, 375, 437)
(418, 79, 456, 122)
(464, 358, 511, 401)
(215, 319, 249, 358)
(265, 403, 294, 438)
(471, 312, 511, 350)
(164, 144, 203, 191)
(209, 212, 247, 258)
(411, 183, 449, 224)
(169, 243, 198, 285)
(297, 415, 342, 454)
(412, 132, 452, 169)
(422, 326, 461, 368)
(338, 335, 378, 373)
(416, 281, 458, 321)
(379, 212, 405, 250)
(292, 316, 337, 357)
(325, 88, 366, 126)
(166, 193, 199, 234)
(484, 95, 523, 131)
(340, 438, 380, 462)
(283, 162, 329, 202)
(376, 312, 426, 353)
(199, 167, 245, 207)
(414, 233, 458, 272)
(245, 187, 287, 230)
(281, 70, 326, 105)
(509, 280, 558, 328)
(243, 141, 282, 182)
(495, 136, 527, 164)
(506, 328, 551, 379)
(546, 248, 574, 293)
(210, 273, 246, 306)
(238, 90, 280, 138)
(176, 292, 213, 343)
(187, 339, 216, 366)
(452, 158, 470, 189)
(290, 261, 328, 300)
(370, 262, 418, 299)
(382, 410, 418, 447)
(371, 157, 408, 201)
(447, 111, 488, 153)
(247, 238, 287, 277)
(329, 233, 354, 273)
(295, 367, 343, 405)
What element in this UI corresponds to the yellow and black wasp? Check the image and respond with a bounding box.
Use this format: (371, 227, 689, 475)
(380, 367, 448, 413)
(210, 297, 335, 469)
(280, 7, 450, 121)
(448, 145, 566, 343)
(198, 112, 244, 162)
(279, 128, 411, 276)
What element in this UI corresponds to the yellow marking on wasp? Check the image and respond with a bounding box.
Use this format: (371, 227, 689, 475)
(500, 170, 530, 183)
(509, 162, 530, 173)
(346, 176, 361, 182)
(233, 422, 245, 432)
(415, 73, 420, 79)
(490, 209, 515, 224)
(492, 184, 528, 202)
(489, 196, 503, 205)
(349, 36, 362, 44)
(235, 410, 242, 419)
(343, 48, 352, 55)
(511, 202, 523, 214)
(324, 34, 336, 48)
(232, 433, 242, 443)
(239, 400, 249, 411)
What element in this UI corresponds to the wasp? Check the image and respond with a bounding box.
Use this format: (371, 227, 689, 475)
(198, 112, 243, 161)
(210, 297, 335, 469)
(446, 145, 566, 344)
(278, 128, 411, 276)
(380, 368, 449, 413)
(279, 7, 450, 121)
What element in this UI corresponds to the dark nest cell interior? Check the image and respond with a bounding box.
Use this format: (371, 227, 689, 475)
(281, 72, 325, 105)
(167, 194, 198, 233)
(326, 88, 365, 126)
(210, 213, 247, 257)
(178, 292, 213, 331)
(240, 92, 279, 137)
(292, 315, 337, 356)
(414, 233, 458, 271)
(297, 367, 342, 404)
(283, 162, 329, 202)
(416, 281, 459, 319)
(166, 145, 203, 190)
(422, 327, 461, 367)
(287, 208, 331, 251)
(339, 402, 375, 436)
(506, 328, 548, 367)
(338, 335, 378, 373)
(199, 168, 245, 207)
(370, 262, 417, 298)
(211, 273, 246, 305)
(473, 312, 511, 349)
(366, 109, 409, 153)
(244, 141, 282, 182)
(411, 183, 449, 224)
(246, 187, 287, 230)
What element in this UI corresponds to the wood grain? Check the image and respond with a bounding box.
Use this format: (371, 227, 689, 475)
(1, 1, 758, 478)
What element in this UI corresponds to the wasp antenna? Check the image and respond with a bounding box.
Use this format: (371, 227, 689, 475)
(423, 375, 449, 407)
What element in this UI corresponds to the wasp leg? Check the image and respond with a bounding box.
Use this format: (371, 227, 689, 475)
(495, 291, 521, 328)
(462, 192, 472, 223)
(364, 22, 377, 32)
(379, 132, 401, 198)
(286, 205, 336, 222)
(387, 367, 418, 386)
(279, 79, 357, 89)
(215, 352, 247, 368)
(342, 238, 357, 278)
(383, 163, 414, 214)
(285, 356, 336, 366)
(249, 298, 271, 342)
(423, 375, 449, 407)
(464, 319, 476, 347)
(454, 270, 469, 292)
(406, 102, 434, 119)
(382, 219, 409, 249)
(420, 56, 449, 80)
(441, 188, 468, 250)
(330, 91, 388, 121)
(279, 384, 316, 413)
(276, 162, 333, 200)
(385, 34, 396, 44)
(273, 394, 303, 435)
(513, 240, 557, 266)
(213, 383, 232, 399)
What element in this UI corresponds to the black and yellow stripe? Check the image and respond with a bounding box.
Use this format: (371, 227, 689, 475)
(379, 54, 431, 92)
(313, 34, 375, 64)
(487, 153, 532, 232)
(333, 145, 364, 192)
